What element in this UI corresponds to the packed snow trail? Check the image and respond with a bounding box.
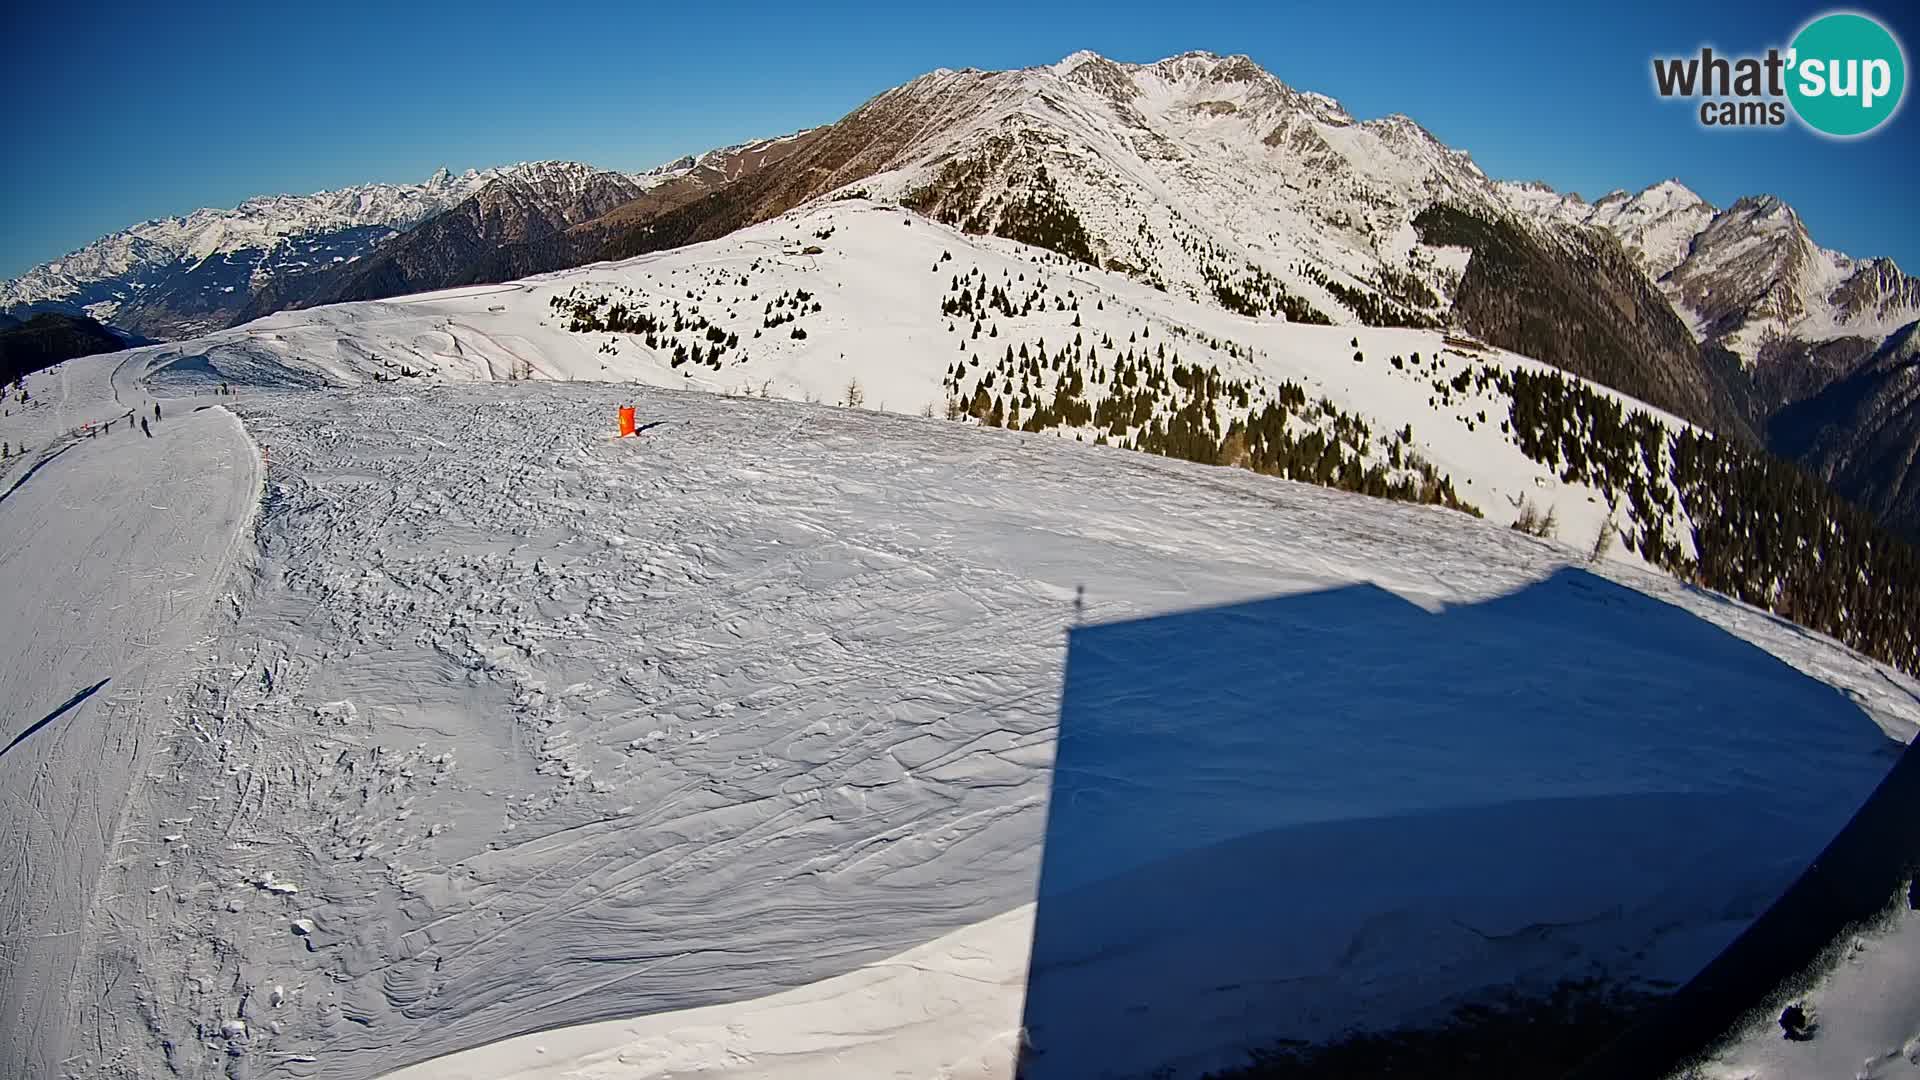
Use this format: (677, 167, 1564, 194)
(0, 394, 259, 1080)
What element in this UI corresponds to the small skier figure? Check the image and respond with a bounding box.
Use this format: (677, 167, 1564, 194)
(141, 417, 151, 437)
(153, 403, 161, 421)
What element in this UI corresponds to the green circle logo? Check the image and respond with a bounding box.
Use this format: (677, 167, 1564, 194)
(1787, 12, 1906, 136)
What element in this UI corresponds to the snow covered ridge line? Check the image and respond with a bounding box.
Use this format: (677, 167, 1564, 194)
(2, 167, 491, 306)
(11, 46, 1910, 356)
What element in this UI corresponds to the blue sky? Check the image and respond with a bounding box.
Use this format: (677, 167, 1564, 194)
(4, 0, 1915, 279)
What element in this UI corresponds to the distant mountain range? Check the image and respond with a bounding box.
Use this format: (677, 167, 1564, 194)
(6, 50, 1917, 537)
(0, 141, 817, 342)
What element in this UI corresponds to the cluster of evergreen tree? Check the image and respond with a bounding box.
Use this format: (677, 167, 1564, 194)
(1204, 261, 1333, 325)
(1670, 430, 1920, 673)
(1165, 220, 1327, 324)
(762, 288, 820, 330)
(547, 287, 747, 373)
(939, 265, 1080, 323)
(1225, 398, 1471, 510)
(901, 136, 1013, 233)
(938, 319, 1477, 518)
(992, 165, 1099, 266)
(1497, 368, 1688, 567)
(0, 313, 128, 386)
(1356, 340, 1920, 674)
(1370, 263, 1443, 313)
(1495, 366, 1920, 675)
(1295, 262, 1438, 328)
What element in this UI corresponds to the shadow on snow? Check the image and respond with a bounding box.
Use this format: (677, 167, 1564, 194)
(1016, 566, 1899, 1078)
(1, 677, 110, 759)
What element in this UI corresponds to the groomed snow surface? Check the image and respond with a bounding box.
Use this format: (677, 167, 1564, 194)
(3, 262, 1919, 1077)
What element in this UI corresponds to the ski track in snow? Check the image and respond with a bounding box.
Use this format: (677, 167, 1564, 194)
(0, 387, 259, 1079)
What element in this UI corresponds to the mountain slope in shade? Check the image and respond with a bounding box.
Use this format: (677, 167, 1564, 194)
(0, 313, 132, 386)
(1412, 204, 1755, 442)
(1770, 323, 1920, 540)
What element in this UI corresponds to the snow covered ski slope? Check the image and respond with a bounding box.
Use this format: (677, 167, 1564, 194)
(2, 341, 1916, 1078)
(0, 385, 260, 1079)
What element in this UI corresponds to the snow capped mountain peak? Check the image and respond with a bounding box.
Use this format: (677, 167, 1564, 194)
(823, 48, 1510, 329)
(1642, 177, 1706, 208)
(479, 160, 628, 200)
(1580, 180, 1719, 280)
(1050, 49, 1107, 74)
(1146, 50, 1267, 83)
(647, 153, 700, 176)
(1493, 173, 1902, 362)
(1499, 177, 1716, 281)
(1731, 192, 1792, 218)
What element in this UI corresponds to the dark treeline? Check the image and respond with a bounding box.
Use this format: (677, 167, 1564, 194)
(0, 313, 129, 385)
(1498, 366, 1920, 676)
